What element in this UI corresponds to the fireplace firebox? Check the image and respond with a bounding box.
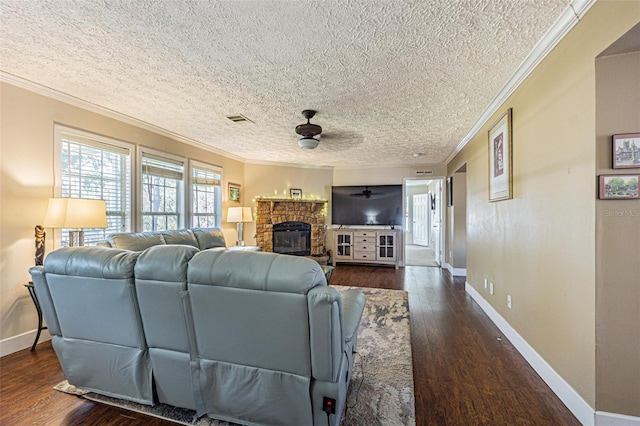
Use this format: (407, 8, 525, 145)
(272, 221, 311, 256)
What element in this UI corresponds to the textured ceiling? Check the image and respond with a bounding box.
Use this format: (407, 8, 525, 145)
(1, 0, 571, 167)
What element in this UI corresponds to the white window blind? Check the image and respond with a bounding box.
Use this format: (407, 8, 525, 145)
(191, 163, 222, 228)
(59, 130, 132, 245)
(141, 152, 184, 231)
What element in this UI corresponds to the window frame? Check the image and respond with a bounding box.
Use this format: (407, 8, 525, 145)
(53, 124, 135, 246)
(189, 159, 223, 228)
(138, 147, 187, 232)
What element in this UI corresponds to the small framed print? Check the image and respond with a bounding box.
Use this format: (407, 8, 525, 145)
(598, 174, 639, 200)
(613, 133, 640, 169)
(488, 108, 513, 202)
(447, 177, 453, 207)
(290, 188, 302, 199)
(228, 183, 241, 203)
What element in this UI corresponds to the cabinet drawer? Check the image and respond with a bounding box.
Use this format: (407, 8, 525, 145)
(353, 252, 376, 261)
(354, 243, 375, 252)
(354, 230, 375, 238)
(354, 236, 374, 244)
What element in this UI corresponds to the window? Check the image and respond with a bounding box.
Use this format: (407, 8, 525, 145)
(141, 151, 184, 231)
(191, 161, 222, 228)
(56, 125, 133, 245)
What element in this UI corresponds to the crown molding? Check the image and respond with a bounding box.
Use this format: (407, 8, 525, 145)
(444, 0, 597, 165)
(0, 71, 247, 163)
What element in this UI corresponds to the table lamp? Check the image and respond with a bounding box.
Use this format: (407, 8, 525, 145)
(227, 206, 253, 246)
(43, 198, 108, 247)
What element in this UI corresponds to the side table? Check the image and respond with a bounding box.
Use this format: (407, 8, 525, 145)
(228, 246, 262, 251)
(24, 282, 47, 351)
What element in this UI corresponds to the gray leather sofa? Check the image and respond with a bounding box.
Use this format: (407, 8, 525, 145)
(29, 240, 365, 426)
(96, 227, 228, 251)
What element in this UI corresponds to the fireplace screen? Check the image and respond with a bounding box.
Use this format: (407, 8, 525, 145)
(272, 221, 311, 256)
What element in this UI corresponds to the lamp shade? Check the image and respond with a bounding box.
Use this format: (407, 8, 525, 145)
(43, 198, 107, 229)
(227, 206, 253, 223)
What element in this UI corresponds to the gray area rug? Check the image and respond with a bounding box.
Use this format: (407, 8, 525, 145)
(55, 286, 415, 425)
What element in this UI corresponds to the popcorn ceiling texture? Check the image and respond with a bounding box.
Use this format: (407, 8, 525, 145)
(0, 0, 569, 167)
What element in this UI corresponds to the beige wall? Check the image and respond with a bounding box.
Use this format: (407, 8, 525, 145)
(0, 82, 244, 345)
(451, 171, 467, 268)
(333, 164, 446, 186)
(447, 1, 640, 412)
(595, 49, 640, 416)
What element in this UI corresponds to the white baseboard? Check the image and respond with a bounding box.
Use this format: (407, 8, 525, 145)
(443, 262, 467, 276)
(596, 412, 640, 426)
(0, 328, 51, 357)
(465, 282, 595, 426)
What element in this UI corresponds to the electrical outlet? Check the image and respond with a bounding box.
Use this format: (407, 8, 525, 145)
(484, 278, 488, 289)
(507, 295, 512, 309)
(489, 282, 494, 295)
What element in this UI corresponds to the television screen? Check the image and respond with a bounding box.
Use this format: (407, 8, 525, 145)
(331, 185, 403, 226)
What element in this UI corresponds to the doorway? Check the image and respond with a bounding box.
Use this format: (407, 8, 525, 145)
(404, 178, 443, 267)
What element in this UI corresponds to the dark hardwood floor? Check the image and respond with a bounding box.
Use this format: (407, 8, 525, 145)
(0, 265, 580, 425)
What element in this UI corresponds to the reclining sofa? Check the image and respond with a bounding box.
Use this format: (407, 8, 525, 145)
(29, 228, 366, 426)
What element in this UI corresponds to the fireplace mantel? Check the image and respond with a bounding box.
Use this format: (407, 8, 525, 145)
(255, 198, 327, 255)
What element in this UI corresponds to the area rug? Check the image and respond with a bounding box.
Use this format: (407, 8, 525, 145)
(55, 286, 415, 425)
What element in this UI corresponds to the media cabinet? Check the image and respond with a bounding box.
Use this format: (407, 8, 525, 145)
(331, 229, 400, 268)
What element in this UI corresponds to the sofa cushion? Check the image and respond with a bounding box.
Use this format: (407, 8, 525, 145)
(107, 232, 166, 251)
(192, 227, 227, 250)
(161, 229, 199, 248)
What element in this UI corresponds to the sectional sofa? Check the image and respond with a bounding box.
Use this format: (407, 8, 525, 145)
(29, 228, 366, 425)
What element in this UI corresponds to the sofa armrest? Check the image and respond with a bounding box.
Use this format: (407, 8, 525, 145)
(339, 289, 365, 343)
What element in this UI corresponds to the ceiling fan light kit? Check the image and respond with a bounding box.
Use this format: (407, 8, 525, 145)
(298, 137, 320, 150)
(295, 109, 322, 149)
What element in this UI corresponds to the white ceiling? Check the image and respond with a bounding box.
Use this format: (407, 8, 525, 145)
(1, 0, 575, 168)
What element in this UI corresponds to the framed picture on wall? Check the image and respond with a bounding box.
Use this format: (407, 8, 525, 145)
(488, 108, 513, 202)
(290, 188, 302, 199)
(447, 177, 453, 207)
(612, 132, 640, 169)
(598, 174, 639, 199)
(228, 183, 241, 203)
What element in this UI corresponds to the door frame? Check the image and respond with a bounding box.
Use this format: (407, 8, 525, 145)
(403, 177, 445, 267)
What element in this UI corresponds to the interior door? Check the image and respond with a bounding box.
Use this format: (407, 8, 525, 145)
(412, 193, 430, 246)
(432, 181, 442, 265)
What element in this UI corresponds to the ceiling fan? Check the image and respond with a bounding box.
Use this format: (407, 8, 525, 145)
(295, 109, 322, 149)
(350, 187, 381, 199)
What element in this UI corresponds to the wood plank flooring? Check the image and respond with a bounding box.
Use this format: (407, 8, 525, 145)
(0, 265, 581, 425)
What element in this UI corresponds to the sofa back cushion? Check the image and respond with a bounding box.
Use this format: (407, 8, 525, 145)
(42, 246, 153, 404)
(160, 229, 199, 247)
(187, 251, 326, 376)
(44, 247, 142, 344)
(135, 244, 200, 410)
(186, 250, 322, 424)
(192, 227, 227, 249)
(107, 232, 165, 251)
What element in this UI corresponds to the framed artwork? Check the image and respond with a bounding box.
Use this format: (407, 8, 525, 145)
(612, 132, 640, 169)
(290, 188, 302, 199)
(598, 174, 639, 200)
(447, 177, 453, 207)
(488, 108, 513, 202)
(228, 183, 241, 203)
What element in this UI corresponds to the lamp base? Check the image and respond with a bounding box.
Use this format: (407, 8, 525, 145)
(68, 230, 85, 247)
(236, 223, 245, 247)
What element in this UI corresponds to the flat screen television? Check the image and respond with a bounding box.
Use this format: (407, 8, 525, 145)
(331, 185, 403, 226)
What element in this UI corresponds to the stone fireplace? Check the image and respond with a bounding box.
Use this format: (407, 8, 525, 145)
(255, 198, 327, 255)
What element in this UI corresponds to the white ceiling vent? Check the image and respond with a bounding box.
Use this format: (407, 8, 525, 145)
(415, 170, 434, 175)
(225, 114, 254, 123)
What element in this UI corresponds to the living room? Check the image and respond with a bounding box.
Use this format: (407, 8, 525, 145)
(1, 1, 639, 425)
